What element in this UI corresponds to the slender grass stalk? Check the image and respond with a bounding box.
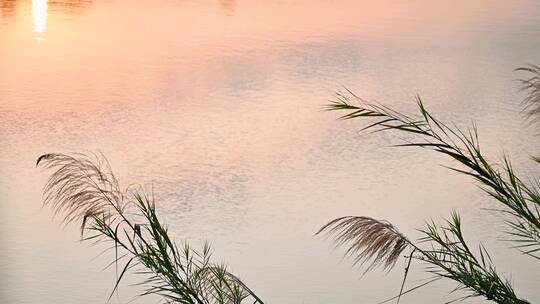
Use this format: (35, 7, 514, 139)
(318, 78, 539, 303)
(325, 90, 540, 257)
(37, 153, 263, 304)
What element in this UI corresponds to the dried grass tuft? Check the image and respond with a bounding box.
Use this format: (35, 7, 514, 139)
(37, 153, 126, 233)
(316, 216, 410, 273)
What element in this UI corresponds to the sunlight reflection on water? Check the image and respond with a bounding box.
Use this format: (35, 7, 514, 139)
(31, 0, 47, 41)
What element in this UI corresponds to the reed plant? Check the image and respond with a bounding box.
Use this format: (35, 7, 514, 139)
(37, 153, 263, 304)
(317, 66, 540, 303)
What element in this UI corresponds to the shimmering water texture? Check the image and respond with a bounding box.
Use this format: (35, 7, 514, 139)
(1, 0, 540, 303)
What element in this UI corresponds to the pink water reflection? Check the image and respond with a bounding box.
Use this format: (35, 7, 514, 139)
(1, 1, 540, 303)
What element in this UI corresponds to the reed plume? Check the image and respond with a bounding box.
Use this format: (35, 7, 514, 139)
(516, 64, 540, 124)
(37, 152, 126, 234)
(316, 216, 410, 273)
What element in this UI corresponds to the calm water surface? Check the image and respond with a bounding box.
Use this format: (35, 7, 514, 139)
(1, 0, 540, 303)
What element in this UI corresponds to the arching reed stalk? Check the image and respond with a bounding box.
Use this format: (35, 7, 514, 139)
(317, 214, 529, 304)
(318, 68, 539, 303)
(37, 153, 263, 304)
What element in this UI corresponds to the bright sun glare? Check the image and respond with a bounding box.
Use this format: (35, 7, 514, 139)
(32, 0, 48, 39)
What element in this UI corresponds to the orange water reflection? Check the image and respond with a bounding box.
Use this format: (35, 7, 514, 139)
(2, 0, 539, 114)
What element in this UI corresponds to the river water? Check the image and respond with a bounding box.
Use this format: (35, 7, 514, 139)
(1, 0, 540, 303)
